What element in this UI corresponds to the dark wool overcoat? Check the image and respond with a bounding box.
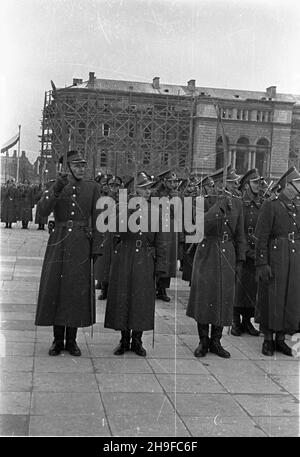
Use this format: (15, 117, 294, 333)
(94, 231, 113, 284)
(235, 190, 263, 310)
(187, 196, 246, 326)
(255, 192, 300, 333)
(1, 186, 17, 223)
(104, 202, 168, 331)
(34, 189, 48, 225)
(35, 179, 102, 327)
(19, 187, 35, 222)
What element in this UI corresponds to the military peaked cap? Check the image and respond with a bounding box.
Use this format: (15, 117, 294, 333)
(273, 166, 300, 190)
(239, 168, 261, 189)
(157, 169, 178, 181)
(58, 150, 87, 164)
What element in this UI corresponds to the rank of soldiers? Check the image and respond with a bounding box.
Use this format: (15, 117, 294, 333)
(3, 150, 299, 360)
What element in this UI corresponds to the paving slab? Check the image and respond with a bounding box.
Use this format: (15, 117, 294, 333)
(170, 393, 249, 417)
(95, 373, 164, 393)
(252, 416, 300, 437)
(0, 356, 33, 372)
(32, 372, 99, 393)
(181, 416, 267, 437)
(0, 372, 32, 392)
(147, 358, 211, 375)
(0, 330, 36, 342)
(0, 415, 29, 436)
(93, 358, 153, 374)
(269, 375, 300, 395)
(234, 394, 300, 416)
(33, 356, 94, 373)
(29, 414, 111, 436)
(107, 413, 190, 437)
(255, 360, 300, 376)
(102, 393, 175, 417)
(0, 392, 31, 415)
(157, 374, 226, 394)
(0, 341, 35, 357)
(30, 392, 104, 415)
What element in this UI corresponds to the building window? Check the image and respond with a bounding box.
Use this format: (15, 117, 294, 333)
(100, 150, 107, 167)
(143, 151, 151, 165)
(236, 137, 249, 174)
(102, 123, 110, 137)
(161, 152, 169, 166)
(256, 138, 269, 175)
(127, 151, 134, 164)
(216, 136, 230, 169)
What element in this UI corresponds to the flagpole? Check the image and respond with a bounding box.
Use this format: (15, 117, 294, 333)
(16, 125, 21, 183)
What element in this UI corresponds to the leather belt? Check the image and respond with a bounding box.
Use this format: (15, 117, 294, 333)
(272, 232, 300, 242)
(55, 220, 88, 229)
(204, 232, 233, 242)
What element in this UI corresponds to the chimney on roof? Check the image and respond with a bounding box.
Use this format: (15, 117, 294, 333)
(187, 79, 196, 91)
(152, 77, 160, 90)
(89, 72, 96, 87)
(266, 85, 276, 99)
(73, 78, 83, 86)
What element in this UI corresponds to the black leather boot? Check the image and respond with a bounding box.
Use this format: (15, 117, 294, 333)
(231, 309, 243, 336)
(242, 318, 260, 336)
(114, 330, 131, 355)
(262, 330, 274, 356)
(131, 331, 146, 357)
(194, 323, 210, 357)
(210, 325, 231, 358)
(49, 325, 65, 356)
(275, 332, 293, 356)
(262, 340, 275, 356)
(65, 327, 81, 356)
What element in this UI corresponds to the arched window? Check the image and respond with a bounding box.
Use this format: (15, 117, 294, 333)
(236, 137, 249, 174)
(256, 138, 269, 175)
(216, 136, 230, 169)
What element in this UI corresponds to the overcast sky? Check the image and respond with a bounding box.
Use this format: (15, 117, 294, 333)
(1, 0, 300, 164)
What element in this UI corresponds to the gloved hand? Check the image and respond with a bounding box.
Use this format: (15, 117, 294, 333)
(53, 173, 69, 195)
(255, 264, 273, 282)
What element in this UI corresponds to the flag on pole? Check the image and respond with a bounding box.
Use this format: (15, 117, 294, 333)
(1, 133, 20, 154)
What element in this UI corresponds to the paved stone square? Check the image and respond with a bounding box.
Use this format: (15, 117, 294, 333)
(0, 221, 299, 437)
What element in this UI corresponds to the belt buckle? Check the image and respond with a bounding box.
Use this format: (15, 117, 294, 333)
(288, 232, 295, 242)
(222, 232, 229, 242)
(136, 239, 142, 248)
(248, 227, 254, 235)
(67, 220, 73, 228)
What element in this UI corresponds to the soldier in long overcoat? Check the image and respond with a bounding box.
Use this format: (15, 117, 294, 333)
(35, 150, 102, 357)
(1, 180, 17, 228)
(152, 170, 179, 302)
(34, 183, 48, 229)
(255, 166, 300, 357)
(104, 171, 167, 357)
(186, 167, 246, 359)
(232, 169, 262, 337)
(19, 181, 35, 229)
(94, 175, 123, 300)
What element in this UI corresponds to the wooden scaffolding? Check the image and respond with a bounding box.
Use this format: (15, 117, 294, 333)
(40, 85, 195, 180)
